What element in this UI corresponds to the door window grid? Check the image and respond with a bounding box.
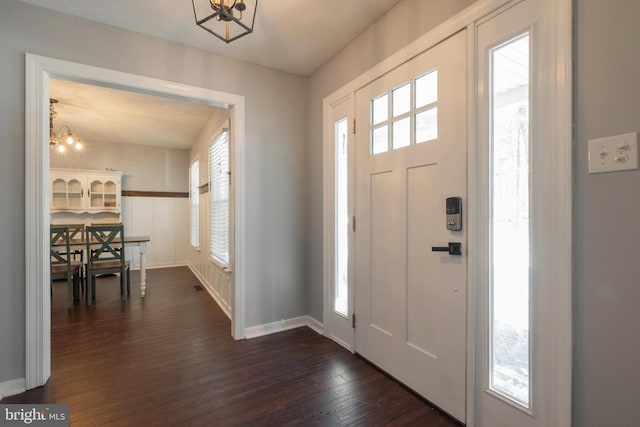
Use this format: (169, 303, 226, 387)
(369, 69, 438, 155)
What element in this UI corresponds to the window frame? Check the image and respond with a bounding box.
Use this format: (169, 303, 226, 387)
(189, 158, 200, 249)
(208, 126, 231, 268)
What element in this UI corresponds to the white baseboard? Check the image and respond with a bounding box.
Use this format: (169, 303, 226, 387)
(131, 262, 189, 271)
(187, 264, 232, 320)
(185, 262, 323, 340)
(245, 315, 324, 339)
(0, 378, 25, 400)
(305, 316, 324, 335)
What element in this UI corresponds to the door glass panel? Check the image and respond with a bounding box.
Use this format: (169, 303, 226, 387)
(372, 94, 389, 125)
(392, 117, 411, 149)
(490, 33, 531, 408)
(335, 118, 349, 317)
(415, 70, 438, 108)
(415, 107, 438, 143)
(372, 125, 389, 155)
(392, 83, 411, 117)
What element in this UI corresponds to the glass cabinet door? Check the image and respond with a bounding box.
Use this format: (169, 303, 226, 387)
(103, 180, 118, 208)
(90, 179, 105, 208)
(51, 176, 83, 210)
(51, 178, 68, 209)
(67, 178, 83, 209)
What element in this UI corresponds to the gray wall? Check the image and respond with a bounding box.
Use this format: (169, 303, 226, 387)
(0, 1, 308, 384)
(51, 142, 189, 192)
(573, 0, 640, 425)
(306, 0, 478, 320)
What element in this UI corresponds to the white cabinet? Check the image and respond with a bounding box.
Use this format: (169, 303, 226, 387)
(50, 169, 122, 214)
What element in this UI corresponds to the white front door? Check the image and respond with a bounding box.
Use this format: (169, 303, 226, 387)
(354, 30, 467, 422)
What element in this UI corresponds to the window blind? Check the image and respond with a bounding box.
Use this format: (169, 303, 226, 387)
(209, 130, 230, 266)
(189, 160, 199, 248)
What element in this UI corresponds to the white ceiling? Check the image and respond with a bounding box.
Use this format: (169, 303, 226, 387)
(50, 79, 219, 150)
(19, 0, 403, 77)
(29, 0, 403, 151)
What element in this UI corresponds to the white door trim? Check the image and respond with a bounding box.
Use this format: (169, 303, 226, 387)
(25, 54, 248, 389)
(322, 0, 571, 425)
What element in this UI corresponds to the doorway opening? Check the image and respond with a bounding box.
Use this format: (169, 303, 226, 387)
(25, 54, 247, 389)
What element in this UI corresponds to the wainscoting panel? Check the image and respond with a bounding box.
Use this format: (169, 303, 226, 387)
(121, 196, 189, 269)
(187, 191, 232, 317)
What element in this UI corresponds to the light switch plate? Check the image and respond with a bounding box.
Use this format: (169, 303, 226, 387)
(588, 132, 639, 174)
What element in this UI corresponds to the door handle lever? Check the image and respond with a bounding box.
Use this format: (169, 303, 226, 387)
(431, 242, 462, 256)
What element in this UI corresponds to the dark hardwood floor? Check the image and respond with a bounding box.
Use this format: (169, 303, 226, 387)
(3, 267, 463, 426)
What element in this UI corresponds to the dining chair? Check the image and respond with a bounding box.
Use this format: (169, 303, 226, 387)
(58, 223, 85, 292)
(50, 225, 82, 308)
(85, 224, 130, 304)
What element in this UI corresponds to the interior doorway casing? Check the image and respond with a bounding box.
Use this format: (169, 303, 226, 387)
(25, 54, 247, 389)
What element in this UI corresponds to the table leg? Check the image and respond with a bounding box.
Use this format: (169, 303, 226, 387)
(139, 242, 147, 297)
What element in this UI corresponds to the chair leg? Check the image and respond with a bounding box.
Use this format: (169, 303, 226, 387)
(80, 265, 85, 294)
(120, 271, 125, 299)
(67, 276, 73, 309)
(73, 272, 80, 301)
(87, 273, 93, 305)
(127, 268, 131, 296)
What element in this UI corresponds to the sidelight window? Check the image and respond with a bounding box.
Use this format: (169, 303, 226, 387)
(489, 32, 531, 408)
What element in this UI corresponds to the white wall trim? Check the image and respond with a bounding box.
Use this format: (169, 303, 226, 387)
(25, 53, 247, 389)
(144, 263, 190, 271)
(0, 378, 26, 400)
(465, 21, 479, 427)
(245, 316, 323, 339)
(305, 316, 324, 335)
(543, 0, 573, 424)
(187, 264, 232, 320)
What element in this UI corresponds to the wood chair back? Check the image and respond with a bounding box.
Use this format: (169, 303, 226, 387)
(86, 224, 126, 265)
(85, 224, 130, 304)
(50, 225, 73, 275)
(65, 223, 85, 240)
(50, 225, 81, 307)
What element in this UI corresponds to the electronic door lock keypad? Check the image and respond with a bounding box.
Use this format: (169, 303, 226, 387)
(446, 197, 462, 231)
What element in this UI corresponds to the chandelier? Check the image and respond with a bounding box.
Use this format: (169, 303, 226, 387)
(192, 0, 258, 43)
(49, 99, 82, 152)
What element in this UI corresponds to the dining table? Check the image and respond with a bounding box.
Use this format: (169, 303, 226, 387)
(54, 235, 151, 297)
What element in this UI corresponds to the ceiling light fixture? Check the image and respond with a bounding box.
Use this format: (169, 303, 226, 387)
(192, 0, 258, 43)
(49, 99, 82, 153)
